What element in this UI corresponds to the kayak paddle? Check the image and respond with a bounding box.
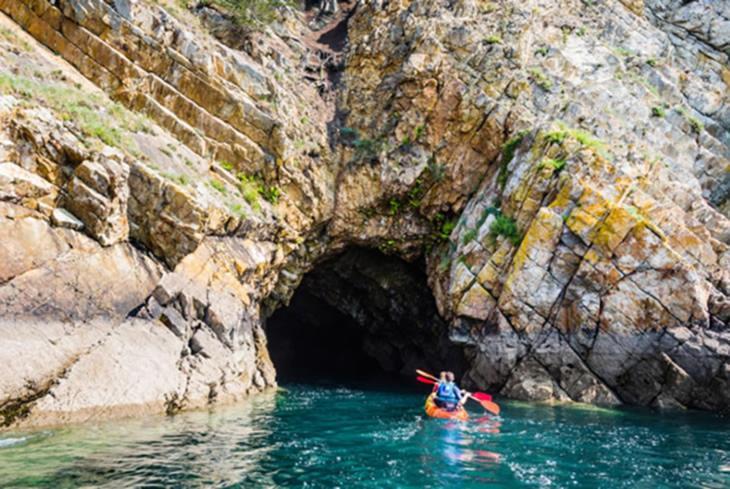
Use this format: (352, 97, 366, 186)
(471, 392, 493, 402)
(416, 376, 438, 385)
(415, 369, 439, 382)
(467, 394, 501, 416)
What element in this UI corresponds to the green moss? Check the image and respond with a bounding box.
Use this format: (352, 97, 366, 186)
(675, 106, 704, 134)
(220, 160, 235, 172)
(538, 158, 567, 172)
(237, 173, 261, 210)
(0, 26, 31, 51)
(162, 172, 190, 186)
(528, 67, 553, 91)
(209, 178, 227, 195)
(613, 46, 633, 58)
(544, 128, 568, 145)
(571, 129, 604, 150)
(486, 35, 502, 44)
(228, 202, 246, 217)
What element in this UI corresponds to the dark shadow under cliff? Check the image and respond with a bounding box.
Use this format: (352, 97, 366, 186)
(266, 248, 465, 385)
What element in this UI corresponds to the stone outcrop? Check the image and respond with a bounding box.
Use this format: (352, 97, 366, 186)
(0, 0, 728, 429)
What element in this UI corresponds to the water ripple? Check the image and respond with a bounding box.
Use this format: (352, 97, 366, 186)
(0, 384, 728, 488)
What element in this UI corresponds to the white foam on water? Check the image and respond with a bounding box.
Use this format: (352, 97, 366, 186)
(0, 437, 28, 448)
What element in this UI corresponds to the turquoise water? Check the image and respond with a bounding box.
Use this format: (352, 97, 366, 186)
(0, 383, 728, 488)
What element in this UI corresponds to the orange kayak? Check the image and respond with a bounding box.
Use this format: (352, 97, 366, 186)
(424, 394, 469, 421)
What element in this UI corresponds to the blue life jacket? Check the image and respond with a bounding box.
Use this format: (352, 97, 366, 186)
(436, 382, 458, 402)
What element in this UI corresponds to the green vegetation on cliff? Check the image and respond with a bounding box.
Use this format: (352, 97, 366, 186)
(212, 0, 296, 27)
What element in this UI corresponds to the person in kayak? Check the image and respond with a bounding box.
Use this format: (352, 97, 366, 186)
(432, 371, 447, 394)
(434, 371, 466, 411)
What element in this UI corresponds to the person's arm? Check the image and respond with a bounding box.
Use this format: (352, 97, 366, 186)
(457, 387, 469, 406)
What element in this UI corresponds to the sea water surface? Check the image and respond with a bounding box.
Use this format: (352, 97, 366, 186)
(0, 382, 728, 488)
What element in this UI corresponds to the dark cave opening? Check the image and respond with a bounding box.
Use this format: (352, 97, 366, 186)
(265, 248, 466, 387)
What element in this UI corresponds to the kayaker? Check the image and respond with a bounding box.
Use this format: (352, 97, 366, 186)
(434, 371, 465, 412)
(432, 371, 447, 393)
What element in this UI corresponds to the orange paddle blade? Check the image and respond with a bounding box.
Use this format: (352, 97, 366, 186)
(480, 399, 500, 416)
(416, 376, 436, 385)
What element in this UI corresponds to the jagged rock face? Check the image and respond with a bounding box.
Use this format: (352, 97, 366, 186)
(335, 0, 729, 411)
(0, 0, 728, 429)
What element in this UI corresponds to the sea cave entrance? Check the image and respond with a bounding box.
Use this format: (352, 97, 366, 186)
(265, 248, 465, 386)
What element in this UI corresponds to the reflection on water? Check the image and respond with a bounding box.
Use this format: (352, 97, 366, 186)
(0, 383, 728, 488)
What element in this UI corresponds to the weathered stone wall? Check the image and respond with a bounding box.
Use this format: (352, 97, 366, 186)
(334, 0, 729, 411)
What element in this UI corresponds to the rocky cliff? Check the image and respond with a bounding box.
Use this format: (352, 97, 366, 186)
(0, 0, 728, 429)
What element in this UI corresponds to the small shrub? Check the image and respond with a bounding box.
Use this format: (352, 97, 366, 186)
(213, 0, 296, 29)
(401, 135, 412, 146)
(407, 178, 424, 208)
(389, 198, 401, 216)
(534, 46, 550, 56)
(489, 213, 521, 246)
(353, 137, 381, 160)
(340, 127, 359, 140)
(220, 160, 235, 172)
(261, 185, 281, 204)
(462, 228, 478, 245)
(688, 117, 703, 134)
(651, 106, 666, 118)
(486, 35, 502, 44)
(439, 219, 457, 240)
(414, 124, 426, 141)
